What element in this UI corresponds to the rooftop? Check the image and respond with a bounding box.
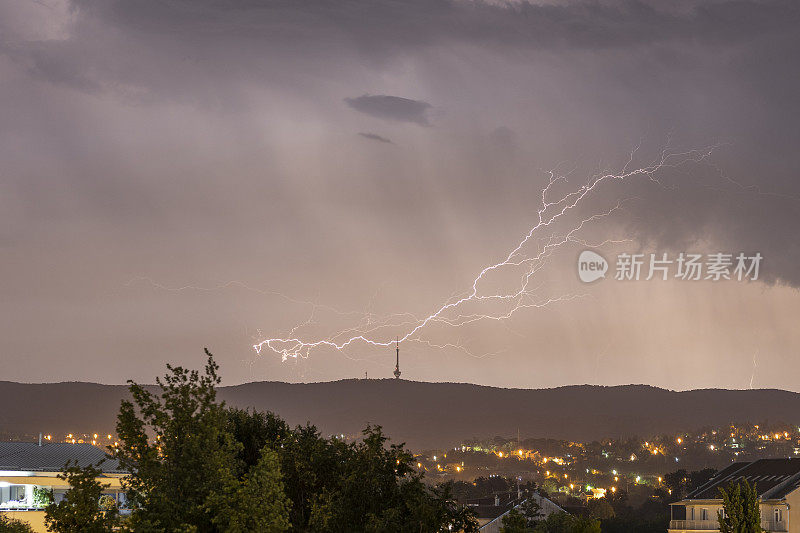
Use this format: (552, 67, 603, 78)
(0, 442, 124, 474)
(687, 458, 800, 500)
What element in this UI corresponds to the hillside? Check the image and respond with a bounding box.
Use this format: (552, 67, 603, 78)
(1, 380, 797, 450)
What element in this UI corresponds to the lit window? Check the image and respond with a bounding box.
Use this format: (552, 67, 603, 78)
(0, 485, 28, 508)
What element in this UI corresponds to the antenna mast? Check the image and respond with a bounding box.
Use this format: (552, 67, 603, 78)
(393, 337, 401, 379)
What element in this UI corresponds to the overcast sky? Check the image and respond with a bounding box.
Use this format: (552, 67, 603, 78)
(1, 0, 799, 389)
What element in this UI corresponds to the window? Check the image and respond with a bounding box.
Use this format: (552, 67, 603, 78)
(690, 507, 695, 520)
(720, 508, 725, 519)
(775, 508, 783, 522)
(0, 485, 27, 508)
(701, 508, 709, 520)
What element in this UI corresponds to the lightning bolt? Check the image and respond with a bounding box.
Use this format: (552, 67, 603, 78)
(749, 349, 758, 389)
(252, 145, 717, 362)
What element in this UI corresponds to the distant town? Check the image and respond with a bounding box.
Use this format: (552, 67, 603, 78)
(15, 421, 800, 503)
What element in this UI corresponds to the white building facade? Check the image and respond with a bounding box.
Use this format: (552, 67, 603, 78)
(669, 459, 800, 533)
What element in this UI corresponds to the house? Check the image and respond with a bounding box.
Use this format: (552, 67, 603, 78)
(0, 441, 126, 533)
(467, 490, 522, 528)
(471, 491, 564, 532)
(669, 458, 800, 532)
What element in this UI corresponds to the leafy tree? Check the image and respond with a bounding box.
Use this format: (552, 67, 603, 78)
(606, 488, 629, 515)
(587, 497, 615, 519)
(501, 497, 544, 532)
(279, 422, 351, 528)
(225, 408, 291, 473)
(500, 508, 529, 533)
(718, 480, 763, 533)
(533, 512, 601, 533)
(44, 461, 118, 533)
(113, 349, 290, 531)
(473, 476, 514, 496)
(303, 424, 478, 532)
(571, 517, 602, 533)
(664, 468, 717, 502)
(226, 408, 478, 532)
(428, 482, 480, 533)
(0, 515, 34, 533)
(103, 351, 474, 532)
(207, 447, 291, 532)
(519, 497, 543, 523)
(32, 486, 53, 508)
(599, 493, 669, 533)
(449, 479, 479, 501)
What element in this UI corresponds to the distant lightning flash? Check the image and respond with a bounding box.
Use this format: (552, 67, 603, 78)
(252, 145, 716, 362)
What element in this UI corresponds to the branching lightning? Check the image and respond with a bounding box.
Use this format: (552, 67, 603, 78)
(252, 146, 716, 362)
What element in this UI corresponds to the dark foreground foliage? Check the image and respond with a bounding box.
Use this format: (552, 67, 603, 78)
(46, 349, 478, 533)
(0, 515, 34, 533)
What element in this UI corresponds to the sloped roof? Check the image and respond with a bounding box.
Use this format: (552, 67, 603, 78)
(0, 442, 124, 474)
(688, 459, 800, 500)
(466, 491, 518, 507)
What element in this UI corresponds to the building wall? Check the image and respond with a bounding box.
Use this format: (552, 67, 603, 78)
(759, 502, 789, 532)
(685, 502, 725, 523)
(783, 488, 800, 533)
(2, 510, 47, 533)
(670, 500, 791, 532)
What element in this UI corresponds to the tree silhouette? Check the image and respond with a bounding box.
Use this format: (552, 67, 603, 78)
(718, 479, 763, 533)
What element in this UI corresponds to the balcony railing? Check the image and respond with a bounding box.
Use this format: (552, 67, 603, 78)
(761, 520, 788, 532)
(669, 519, 787, 532)
(668, 520, 719, 530)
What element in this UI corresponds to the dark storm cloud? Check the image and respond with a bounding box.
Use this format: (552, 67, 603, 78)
(2, 0, 800, 388)
(5, 0, 799, 102)
(346, 95, 431, 126)
(52, 0, 800, 50)
(358, 132, 393, 144)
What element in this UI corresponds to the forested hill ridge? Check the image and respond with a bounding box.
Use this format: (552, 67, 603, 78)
(1, 379, 799, 450)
